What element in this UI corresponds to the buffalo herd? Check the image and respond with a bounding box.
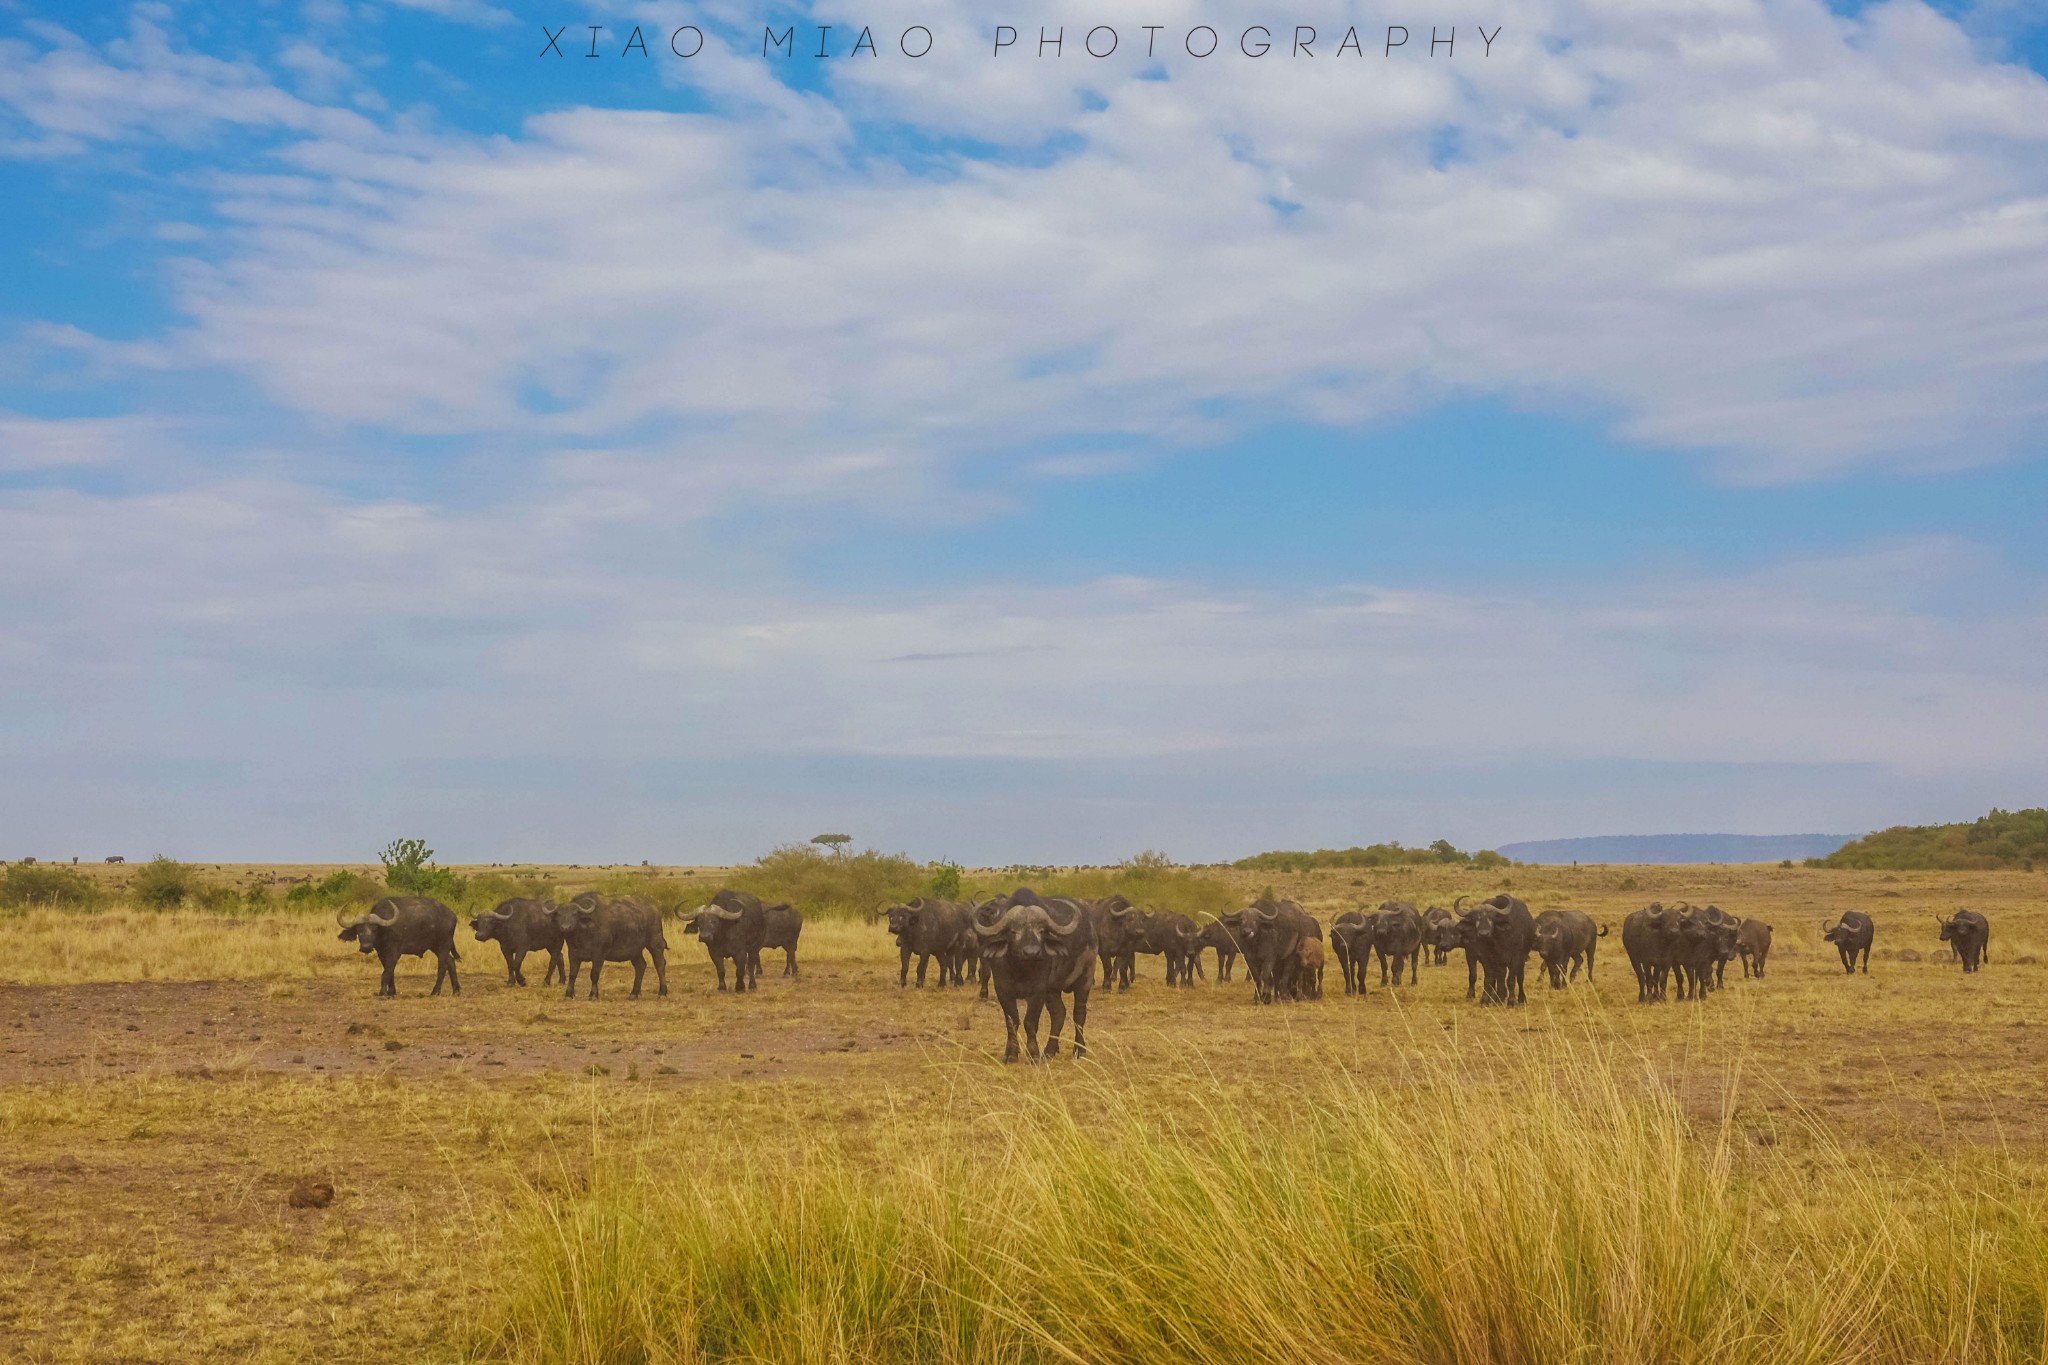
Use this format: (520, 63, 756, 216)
(337, 886, 1997, 1063)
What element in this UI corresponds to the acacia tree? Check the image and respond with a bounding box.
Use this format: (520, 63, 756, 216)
(811, 834, 853, 857)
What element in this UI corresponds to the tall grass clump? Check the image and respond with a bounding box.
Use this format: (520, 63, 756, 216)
(475, 1040, 2048, 1364)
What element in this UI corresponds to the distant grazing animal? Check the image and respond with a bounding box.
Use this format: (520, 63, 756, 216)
(1531, 909, 1603, 989)
(1420, 905, 1455, 965)
(1328, 909, 1373, 996)
(884, 898, 973, 987)
(1369, 901, 1425, 986)
(686, 890, 765, 994)
(1821, 911, 1875, 975)
(337, 897, 460, 998)
(1090, 897, 1149, 991)
(1293, 938, 1325, 999)
(1235, 897, 1320, 1004)
(1192, 915, 1245, 982)
(551, 892, 668, 999)
(104, 855, 125, 865)
(1133, 910, 1199, 985)
(1935, 910, 1990, 973)
(971, 888, 1096, 1063)
(469, 897, 566, 986)
(1736, 919, 1773, 979)
(754, 901, 804, 977)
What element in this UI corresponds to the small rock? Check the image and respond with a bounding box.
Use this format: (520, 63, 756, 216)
(1897, 949, 1922, 963)
(123, 1024, 139, 1033)
(383, 1040, 404, 1052)
(287, 1176, 335, 1210)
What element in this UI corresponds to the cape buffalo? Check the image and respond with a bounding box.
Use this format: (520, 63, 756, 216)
(1736, 919, 1772, 979)
(972, 888, 1095, 1063)
(1936, 910, 1990, 972)
(1421, 905, 1455, 965)
(1622, 903, 1681, 1002)
(1235, 897, 1319, 1004)
(689, 890, 766, 994)
(884, 898, 972, 987)
(1370, 901, 1425, 986)
(551, 893, 668, 999)
(1091, 897, 1149, 991)
(1133, 910, 1199, 985)
(1329, 909, 1373, 996)
(748, 901, 803, 978)
(1821, 911, 1875, 974)
(1671, 904, 1740, 1000)
(470, 897, 566, 987)
(337, 897, 459, 998)
(1459, 894, 1534, 1005)
(1194, 913, 1246, 983)
(1294, 938, 1326, 999)
(1531, 909, 1603, 989)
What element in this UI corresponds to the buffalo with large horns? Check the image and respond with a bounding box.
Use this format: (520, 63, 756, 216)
(469, 897, 566, 987)
(687, 889, 767, 993)
(972, 888, 1096, 1063)
(337, 897, 460, 998)
(1936, 909, 1990, 973)
(1821, 911, 1875, 975)
(1091, 896, 1149, 991)
(1234, 896, 1320, 1004)
(1531, 908, 1604, 989)
(1369, 901, 1426, 987)
(883, 898, 973, 987)
(550, 892, 668, 999)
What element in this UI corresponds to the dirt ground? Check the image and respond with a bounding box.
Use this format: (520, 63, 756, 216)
(3, 862, 2045, 1363)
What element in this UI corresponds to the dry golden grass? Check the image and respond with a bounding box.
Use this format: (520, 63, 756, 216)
(1, 861, 2044, 1363)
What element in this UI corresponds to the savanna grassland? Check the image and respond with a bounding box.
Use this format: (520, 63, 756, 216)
(3, 860, 2047, 1364)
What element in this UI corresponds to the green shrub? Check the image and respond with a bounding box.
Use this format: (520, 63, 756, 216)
(0, 862, 100, 909)
(129, 856, 197, 910)
(379, 837, 466, 899)
(283, 869, 385, 910)
(727, 844, 930, 919)
(927, 861, 964, 899)
(1234, 840, 1509, 872)
(1819, 808, 2048, 870)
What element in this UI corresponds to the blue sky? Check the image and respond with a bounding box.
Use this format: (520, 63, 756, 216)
(1, 0, 2045, 863)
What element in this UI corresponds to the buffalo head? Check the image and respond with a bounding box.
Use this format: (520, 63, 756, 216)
(469, 902, 517, 943)
(337, 902, 397, 954)
(974, 901, 1083, 963)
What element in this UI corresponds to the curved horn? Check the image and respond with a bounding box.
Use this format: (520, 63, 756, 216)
(1453, 895, 1467, 912)
(481, 904, 516, 920)
(974, 905, 1026, 938)
(1821, 917, 1839, 935)
(335, 905, 358, 929)
(1047, 905, 1085, 937)
(707, 905, 743, 920)
(365, 901, 400, 926)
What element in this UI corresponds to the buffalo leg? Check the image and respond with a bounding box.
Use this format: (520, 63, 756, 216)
(563, 954, 582, 999)
(898, 946, 912, 987)
(544, 948, 564, 986)
(1465, 955, 1478, 1001)
(1071, 988, 1089, 1059)
(380, 952, 398, 998)
(1044, 993, 1066, 1057)
(501, 945, 521, 986)
(629, 952, 646, 998)
(587, 959, 603, 1000)
(995, 988, 1023, 1063)
(650, 945, 668, 996)
(1022, 996, 1045, 1061)
(437, 948, 460, 996)
(784, 946, 798, 977)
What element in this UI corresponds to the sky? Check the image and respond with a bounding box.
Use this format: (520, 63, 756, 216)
(0, 0, 2044, 865)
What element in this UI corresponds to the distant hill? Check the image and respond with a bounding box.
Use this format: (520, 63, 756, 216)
(1814, 808, 2047, 870)
(1496, 834, 1856, 865)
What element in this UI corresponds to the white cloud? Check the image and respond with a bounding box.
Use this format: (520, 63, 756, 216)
(52, 0, 2031, 488)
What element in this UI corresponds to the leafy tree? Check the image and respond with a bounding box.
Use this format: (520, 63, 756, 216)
(928, 861, 964, 899)
(379, 838, 465, 898)
(811, 834, 853, 857)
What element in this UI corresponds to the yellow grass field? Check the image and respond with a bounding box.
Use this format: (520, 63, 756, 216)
(2, 862, 2045, 1363)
